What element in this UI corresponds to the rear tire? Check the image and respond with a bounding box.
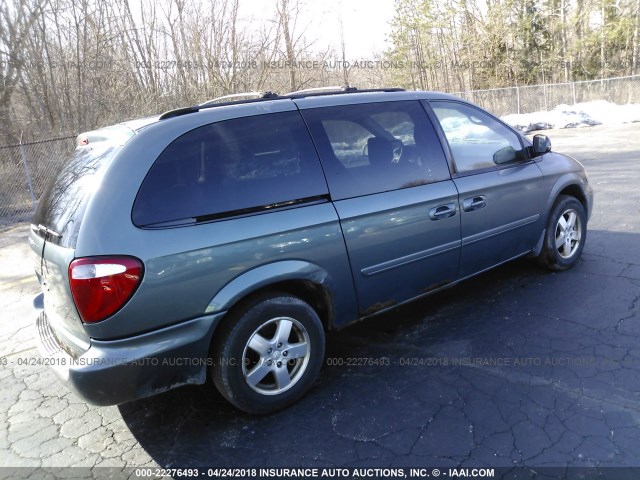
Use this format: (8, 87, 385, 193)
(538, 195, 587, 271)
(211, 293, 325, 414)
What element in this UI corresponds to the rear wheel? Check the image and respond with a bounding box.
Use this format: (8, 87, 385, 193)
(211, 293, 325, 414)
(538, 195, 587, 271)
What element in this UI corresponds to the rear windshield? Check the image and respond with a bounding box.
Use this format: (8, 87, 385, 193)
(32, 144, 120, 248)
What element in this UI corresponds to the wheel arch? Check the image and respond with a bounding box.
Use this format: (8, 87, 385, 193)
(205, 260, 336, 331)
(536, 190, 588, 270)
(557, 184, 588, 212)
(532, 177, 589, 257)
(545, 176, 590, 224)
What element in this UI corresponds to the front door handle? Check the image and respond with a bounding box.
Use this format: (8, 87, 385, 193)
(463, 195, 486, 212)
(429, 203, 457, 220)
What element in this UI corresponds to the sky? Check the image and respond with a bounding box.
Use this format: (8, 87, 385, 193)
(237, 0, 396, 58)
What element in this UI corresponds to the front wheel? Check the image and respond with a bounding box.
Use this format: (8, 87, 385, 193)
(538, 195, 587, 271)
(211, 293, 325, 414)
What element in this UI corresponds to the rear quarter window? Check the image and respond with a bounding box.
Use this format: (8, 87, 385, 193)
(132, 111, 328, 227)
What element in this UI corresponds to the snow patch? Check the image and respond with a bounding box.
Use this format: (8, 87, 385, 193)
(501, 100, 640, 133)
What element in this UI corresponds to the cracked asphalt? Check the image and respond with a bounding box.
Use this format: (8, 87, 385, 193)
(1, 124, 639, 474)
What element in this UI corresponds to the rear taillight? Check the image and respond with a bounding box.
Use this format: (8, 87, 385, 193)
(69, 257, 143, 323)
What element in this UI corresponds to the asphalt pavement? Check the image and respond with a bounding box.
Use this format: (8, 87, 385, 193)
(0, 123, 639, 476)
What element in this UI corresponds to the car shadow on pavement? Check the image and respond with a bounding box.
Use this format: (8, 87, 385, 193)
(118, 257, 542, 468)
(118, 230, 640, 468)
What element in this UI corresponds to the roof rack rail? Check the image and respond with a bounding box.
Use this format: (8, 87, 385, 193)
(282, 86, 405, 98)
(158, 86, 406, 120)
(159, 91, 279, 120)
(200, 92, 267, 106)
(283, 85, 355, 96)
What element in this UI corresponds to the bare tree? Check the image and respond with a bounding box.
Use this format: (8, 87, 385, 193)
(277, 0, 297, 91)
(0, 0, 45, 143)
(632, 0, 640, 74)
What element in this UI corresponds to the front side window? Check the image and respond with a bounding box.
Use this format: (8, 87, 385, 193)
(301, 101, 450, 199)
(431, 101, 526, 174)
(132, 111, 328, 227)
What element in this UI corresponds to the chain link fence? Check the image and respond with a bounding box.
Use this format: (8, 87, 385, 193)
(0, 136, 75, 227)
(455, 75, 640, 117)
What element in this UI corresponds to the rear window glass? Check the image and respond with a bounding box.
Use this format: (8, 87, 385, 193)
(33, 145, 120, 248)
(132, 111, 328, 227)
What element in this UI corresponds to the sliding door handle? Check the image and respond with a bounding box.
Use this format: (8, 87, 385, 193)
(462, 196, 486, 212)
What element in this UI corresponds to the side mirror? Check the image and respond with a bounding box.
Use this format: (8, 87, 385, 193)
(532, 134, 551, 155)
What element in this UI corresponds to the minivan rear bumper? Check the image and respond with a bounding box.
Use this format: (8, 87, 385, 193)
(36, 311, 223, 406)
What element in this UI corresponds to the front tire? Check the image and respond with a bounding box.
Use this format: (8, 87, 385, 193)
(211, 293, 325, 414)
(538, 195, 587, 271)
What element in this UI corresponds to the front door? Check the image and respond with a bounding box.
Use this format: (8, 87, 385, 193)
(429, 100, 546, 278)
